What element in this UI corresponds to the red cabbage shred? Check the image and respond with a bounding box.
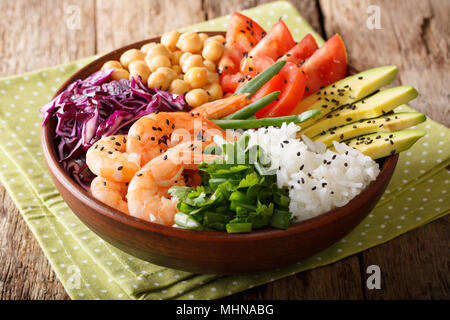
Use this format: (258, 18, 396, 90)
(41, 69, 190, 189)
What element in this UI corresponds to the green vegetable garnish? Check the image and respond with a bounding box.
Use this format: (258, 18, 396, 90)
(225, 91, 281, 120)
(169, 134, 292, 233)
(213, 109, 322, 129)
(234, 60, 286, 98)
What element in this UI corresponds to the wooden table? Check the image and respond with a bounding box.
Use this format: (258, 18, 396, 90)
(0, 0, 448, 300)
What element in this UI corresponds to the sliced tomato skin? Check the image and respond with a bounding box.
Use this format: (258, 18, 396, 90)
(226, 12, 266, 53)
(255, 62, 306, 118)
(248, 20, 296, 61)
(240, 55, 274, 74)
(220, 72, 245, 93)
(218, 12, 265, 76)
(300, 34, 347, 97)
(278, 33, 318, 65)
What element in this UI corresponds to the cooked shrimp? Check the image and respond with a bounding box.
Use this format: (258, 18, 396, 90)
(127, 142, 218, 226)
(91, 176, 129, 214)
(191, 93, 250, 119)
(126, 112, 225, 166)
(86, 135, 140, 182)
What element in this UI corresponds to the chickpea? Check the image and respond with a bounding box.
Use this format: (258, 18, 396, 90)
(206, 70, 219, 84)
(176, 31, 202, 53)
(170, 50, 183, 65)
(202, 41, 224, 61)
(203, 60, 217, 72)
(181, 54, 203, 73)
(147, 55, 171, 72)
(110, 69, 130, 81)
(179, 52, 192, 67)
(140, 42, 156, 54)
(198, 33, 209, 45)
(161, 30, 180, 51)
(204, 83, 223, 101)
(204, 35, 226, 46)
(128, 61, 151, 83)
(146, 44, 171, 59)
(170, 79, 191, 95)
(147, 71, 170, 91)
(101, 60, 123, 70)
(120, 49, 145, 69)
(156, 67, 177, 82)
(171, 64, 182, 75)
(184, 67, 208, 89)
(185, 89, 209, 107)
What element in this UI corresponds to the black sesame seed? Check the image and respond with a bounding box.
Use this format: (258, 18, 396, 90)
(344, 162, 348, 167)
(117, 166, 123, 171)
(300, 164, 304, 170)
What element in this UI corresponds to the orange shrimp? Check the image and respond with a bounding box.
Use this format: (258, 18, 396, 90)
(126, 112, 225, 166)
(126, 142, 218, 226)
(191, 93, 250, 120)
(86, 135, 140, 182)
(90, 176, 129, 214)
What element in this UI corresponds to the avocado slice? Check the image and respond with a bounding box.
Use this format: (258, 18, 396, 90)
(292, 65, 399, 128)
(300, 86, 418, 138)
(332, 129, 426, 160)
(313, 111, 426, 147)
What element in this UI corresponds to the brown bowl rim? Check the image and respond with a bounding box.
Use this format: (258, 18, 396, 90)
(41, 32, 399, 243)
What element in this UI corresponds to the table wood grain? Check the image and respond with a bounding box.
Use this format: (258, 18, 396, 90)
(0, 0, 448, 300)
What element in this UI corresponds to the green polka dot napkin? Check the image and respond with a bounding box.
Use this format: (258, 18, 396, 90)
(0, 1, 448, 300)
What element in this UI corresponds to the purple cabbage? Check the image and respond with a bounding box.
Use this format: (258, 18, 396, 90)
(41, 69, 190, 189)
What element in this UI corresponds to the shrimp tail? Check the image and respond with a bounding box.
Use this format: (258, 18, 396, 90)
(191, 93, 251, 120)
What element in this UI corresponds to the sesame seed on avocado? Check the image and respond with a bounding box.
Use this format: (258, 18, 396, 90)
(313, 111, 426, 147)
(330, 129, 426, 160)
(293, 65, 399, 128)
(300, 85, 418, 138)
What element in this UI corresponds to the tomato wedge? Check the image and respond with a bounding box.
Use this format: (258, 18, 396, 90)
(278, 33, 318, 65)
(254, 62, 306, 118)
(240, 55, 274, 74)
(300, 34, 347, 97)
(248, 20, 296, 60)
(218, 12, 265, 76)
(221, 72, 245, 93)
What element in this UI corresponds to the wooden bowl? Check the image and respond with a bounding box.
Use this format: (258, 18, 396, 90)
(41, 32, 398, 274)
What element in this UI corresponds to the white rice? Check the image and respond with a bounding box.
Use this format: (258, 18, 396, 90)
(246, 123, 380, 222)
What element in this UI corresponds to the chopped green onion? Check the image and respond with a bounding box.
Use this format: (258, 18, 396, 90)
(225, 91, 281, 120)
(226, 222, 253, 233)
(213, 109, 322, 129)
(174, 212, 202, 230)
(234, 61, 286, 98)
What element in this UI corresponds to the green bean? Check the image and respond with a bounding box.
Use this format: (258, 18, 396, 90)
(213, 109, 322, 129)
(225, 91, 281, 120)
(234, 60, 286, 98)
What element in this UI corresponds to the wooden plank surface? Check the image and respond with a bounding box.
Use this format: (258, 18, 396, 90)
(0, 0, 448, 300)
